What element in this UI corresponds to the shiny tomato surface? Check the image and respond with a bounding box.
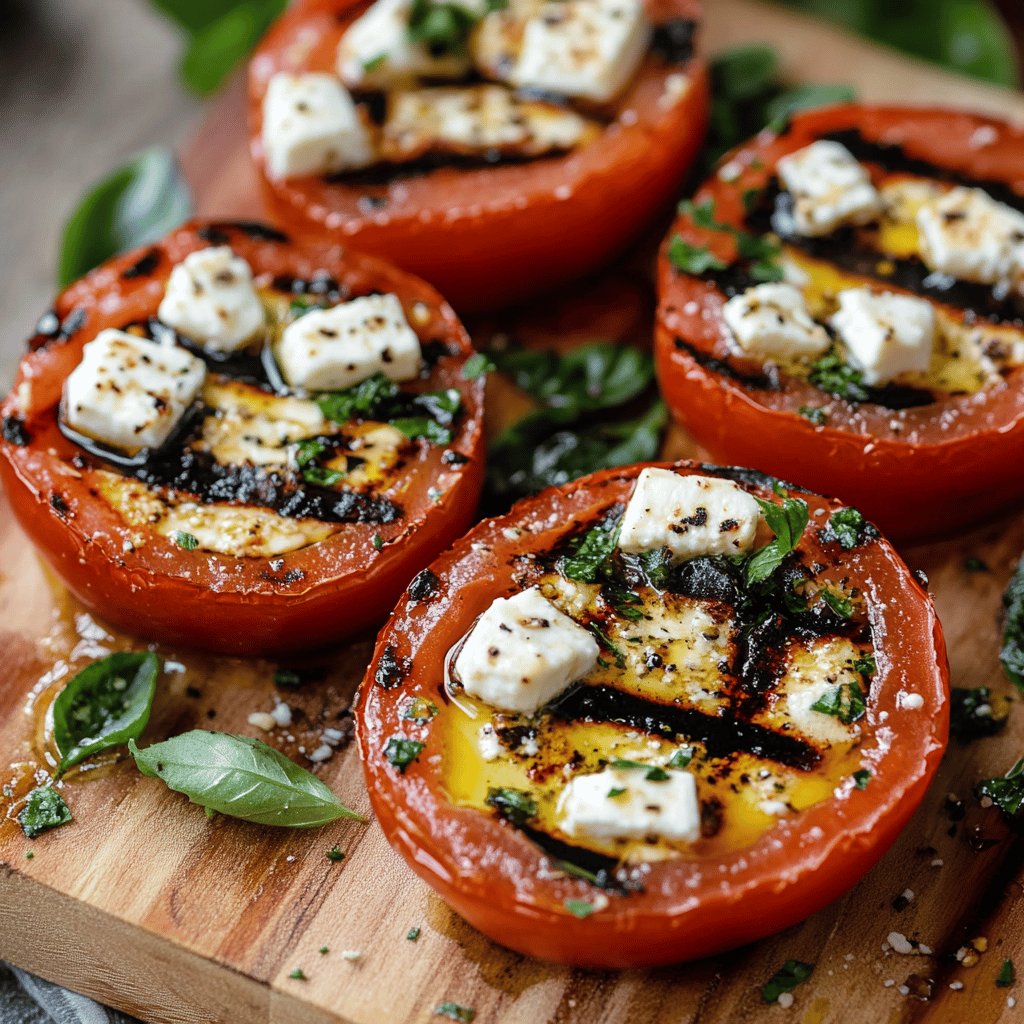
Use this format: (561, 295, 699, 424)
(0, 221, 484, 655)
(249, 0, 709, 311)
(656, 106, 1024, 540)
(358, 461, 948, 967)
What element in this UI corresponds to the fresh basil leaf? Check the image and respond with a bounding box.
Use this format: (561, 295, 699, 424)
(976, 755, 1024, 818)
(391, 417, 452, 445)
(810, 681, 866, 724)
(408, 0, 477, 54)
(19, 786, 73, 839)
(667, 236, 728, 274)
(59, 148, 192, 287)
(762, 959, 814, 1003)
(1001, 554, 1024, 695)
(764, 84, 856, 131)
(820, 588, 853, 619)
(561, 516, 620, 583)
(809, 350, 870, 402)
(317, 373, 398, 423)
(711, 44, 779, 101)
(295, 439, 326, 467)
(745, 496, 808, 585)
(485, 786, 537, 825)
(52, 651, 161, 775)
(853, 652, 875, 679)
(587, 623, 626, 669)
(822, 507, 877, 550)
(384, 736, 424, 773)
(129, 731, 362, 827)
(147, 0, 243, 32)
(609, 758, 669, 781)
(950, 686, 1010, 740)
(461, 353, 495, 380)
(180, 0, 286, 95)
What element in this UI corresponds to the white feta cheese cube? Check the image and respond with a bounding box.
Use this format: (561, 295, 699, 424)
(157, 247, 265, 354)
(63, 329, 206, 453)
(722, 282, 830, 361)
(916, 186, 1024, 287)
(452, 586, 599, 714)
(618, 468, 761, 564)
(830, 287, 934, 385)
(262, 72, 374, 180)
(776, 140, 881, 237)
(380, 85, 593, 162)
(504, 0, 651, 103)
(277, 293, 422, 392)
(557, 766, 700, 842)
(337, 0, 472, 89)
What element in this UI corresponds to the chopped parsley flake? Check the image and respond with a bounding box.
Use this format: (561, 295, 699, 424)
(485, 786, 537, 826)
(319, 946, 329, 955)
(810, 680, 866, 724)
(434, 1002, 476, 1022)
(762, 959, 814, 1003)
(798, 405, 829, 426)
(401, 696, 439, 721)
(667, 236, 727, 274)
(609, 758, 669, 781)
(821, 587, 854, 619)
(326, 845, 345, 862)
(19, 786, 72, 839)
(174, 531, 199, 551)
(461, 353, 495, 380)
(384, 736, 425, 773)
(997, 958, 1016, 987)
(668, 747, 694, 769)
(809, 351, 869, 402)
(564, 899, 595, 919)
(607, 787, 627, 798)
(976, 756, 1024, 818)
(372, 533, 384, 551)
(406, 926, 421, 942)
(822, 507, 877, 550)
(289, 968, 307, 981)
(852, 769, 871, 790)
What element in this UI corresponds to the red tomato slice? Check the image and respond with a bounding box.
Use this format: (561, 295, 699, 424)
(0, 221, 484, 656)
(655, 105, 1024, 541)
(357, 461, 948, 967)
(248, 0, 709, 312)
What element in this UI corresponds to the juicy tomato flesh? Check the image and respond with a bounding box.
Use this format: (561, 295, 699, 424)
(358, 461, 948, 967)
(248, 0, 710, 311)
(656, 105, 1024, 540)
(0, 221, 484, 655)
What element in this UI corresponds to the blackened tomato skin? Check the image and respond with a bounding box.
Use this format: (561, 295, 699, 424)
(248, 0, 710, 312)
(655, 105, 1024, 541)
(0, 221, 485, 656)
(357, 461, 948, 967)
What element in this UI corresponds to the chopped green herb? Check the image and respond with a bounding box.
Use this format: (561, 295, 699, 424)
(609, 758, 669, 781)
(18, 786, 72, 839)
(372, 533, 384, 551)
(317, 373, 398, 423)
(401, 696, 439, 721)
(964, 556, 989, 573)
(383, 736, 424, 773)
(822, 507, 877, 550)
(853, 653, 876, 679)
(587, 622, 626, 669)
(406, 926, 421, 942)
(976, 756, 1024, 818)
(434, 1002, 476, 1022)
(174, 531, 199, 551)
(391, 416, 452, 446)
(997, 958, 1016, 987)
(636, 548, 672, 589)
(295, 438, 326, 467)
(25, 851, 34, 860)
(809, 351, 869, 403)
(821, 588, 854, 619)
(762, 959, 814, 1003)
(667, 236, 727, 274)
(561, 516, 620, 584)
(950, 687, 1010, 739)
(1001, 554, 1024, 695)
(607, 787, 627, 798)
(274, 669, 302, 688)
(668, 747, 694, 769)
(745, 496, 809, 585)
(798, 405, 829, 426)
(852, 769, 871, 790)
(319, 946, 329, 955)
(408, 0, 477, 55)
(362, 53, 386, 71)
(564, 899, 595, 919)
(326, 845, 345, 862)
(461, 353, 495, 380)
(810, 681, 866, 724)
(289, 968, 307, 981)
(485, 786, 537, 826)
(302, 466, 345, 488)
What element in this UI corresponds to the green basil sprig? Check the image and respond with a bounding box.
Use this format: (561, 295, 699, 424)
(1001, 555, 1024, 696)
(52, 651, 162, 776)
(130, 731, 363, 828)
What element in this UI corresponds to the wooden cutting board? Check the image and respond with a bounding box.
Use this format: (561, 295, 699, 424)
(3, 3, 1024, 1022)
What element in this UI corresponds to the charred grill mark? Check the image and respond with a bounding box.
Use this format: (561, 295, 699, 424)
(550, 685, 821, 770)
(2, 415, 30, 446)
(204, 221, 290, 244)
(673, 337, 781, 390)
(122, 248, 161, 280)
(408, 568, 440, 601)
(375, 645, 411, 689)
(146, 318, 271, 383)
(30, 307, 87, 351)
(271, 273, 349, 304)
(196, 226, 231, 245)
(327, 150, 564, 187)
(513, 821, 638, 893)
(651, 17, 697, 64)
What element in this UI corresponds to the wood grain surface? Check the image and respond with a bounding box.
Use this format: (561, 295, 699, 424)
(2, 2, 1024, 1022)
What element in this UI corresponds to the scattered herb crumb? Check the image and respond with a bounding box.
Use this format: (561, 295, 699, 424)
(564, 899, 595, 919)
(762, 959, 814, 1003)
(434, 1003, 475, 1022)
(289, 968, 307, 981)
(406, 926, 421, 942)
(372, 533, 384, 551)
(25, 851, 34, 860)
(319, 946, 329, 955)
(852, 769, 871, 790)
(997, 959, 1015, 987)
(174, 531, 199, 551)
(326, 845, 345, 862)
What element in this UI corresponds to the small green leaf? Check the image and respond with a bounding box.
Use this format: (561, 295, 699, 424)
(822, 507, 877, 550)
(976, 756, 1024, 818)
(809, 351, 870, 403)
(798, 405, 829, 426)
(762, 959, 814, 1003)
(59, 147, 192, 287)
(390, 417, 452, 446)
(372, 533, 384, 551)
(667, 236, 728, 274)
(461, 353, 495, 380)
(820, 588, 854, 619)
(607, 787, 627, 798)
(174, 531, 199, 551)
(950, 686, 1010, 740)
(289, 967, 307, 981)
(811, 681, 866, 724)
(401, 696, 439, 721)
(852, 769, 871, 790)
(52, 651, 161, 775)
(745, 496, 808, 585)
(486, 787, 537, 826)
(326, 845, 345, 862)
(668, 747, 694, 769)
(853, 652, 876, 679)
(302, 466, 345, 488)
(19, 786, 73, 839)
(406, 926, 421, 942)
(317, 373, 398, 423)
(130, 731, 362, 827)
(384, 736, 425, 773)
(997, 958, 1016, 987)
(564, 899, 595, 918)
(561, 516, 620, 584)
(609, 758, 669, 781)
(434, 1003, 476, 1023)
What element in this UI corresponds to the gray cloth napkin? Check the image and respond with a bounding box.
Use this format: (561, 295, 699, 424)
(1, 965, 138, 1024)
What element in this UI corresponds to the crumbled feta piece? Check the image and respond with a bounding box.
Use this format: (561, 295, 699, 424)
(270, 701, 293, 727)
(722, 282, 830, 361)
(557, 766, 700, 842)
(897, 690, 925, 710)
(478, 723, 502, 760)
(337, 0, 474, 88)
(262, 72, 374, 180)
(830, 287, 934, 385)
(380, 85, 593, 163)
(916, 185, 1024, 288)
(248, 711, 277, 731)
(308, 744, 334, 762)
(776, 140, 881, 237)
(277, 293, 421, 391)
(62, 329, 206, 453)
(492, 0, 651, 103)
(158, 247, 265, 353)
(452, 586, 598, 713)
(618, 468, 761, 564)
